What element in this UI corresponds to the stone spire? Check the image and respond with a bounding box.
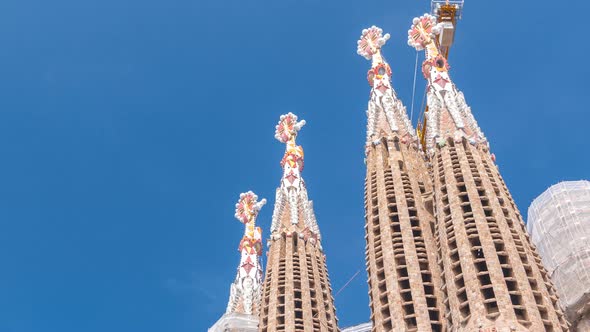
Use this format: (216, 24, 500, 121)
(408, 14, 485, 153)
(357, 26, 446, 332)
(269, 113, 321, 241)
(226, 191, 266, 315)
(259, 113, 338, 332)
(358, 26, 417, 153)
(209, 191, 266, 332)
(408, 14, 570, 331)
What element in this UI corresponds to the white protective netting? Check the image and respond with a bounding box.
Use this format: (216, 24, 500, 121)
(208, 313, 258, 332)
(341, 322, 372, 332)
(527, 180, 590, 325)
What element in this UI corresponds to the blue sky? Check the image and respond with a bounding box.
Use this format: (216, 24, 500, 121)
(0, 0, 588, 331)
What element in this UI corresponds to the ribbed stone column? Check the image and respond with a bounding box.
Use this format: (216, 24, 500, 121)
(259, 113, 338, 332)
(357, 26, 446, 332)
(408, 13, 569, 331)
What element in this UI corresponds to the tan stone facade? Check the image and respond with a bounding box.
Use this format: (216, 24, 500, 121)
(401, 11, 573, 330)
(358, 26, 447, 332)
(431, 138, 569, 331)
(356, 16, 574, 330)
(260, 232, 338, 331)
(364, 136, 445, 332)
(363, 122, 571, 332)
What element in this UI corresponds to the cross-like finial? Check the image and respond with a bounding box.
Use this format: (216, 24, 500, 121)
(235, 191, 266, 225)
(275, 113, 306, 144)
(407, 14, 442, 51)
(275, 113, 306, 175)
(357, 26, 390, 60)
(235, 191, 265, 256)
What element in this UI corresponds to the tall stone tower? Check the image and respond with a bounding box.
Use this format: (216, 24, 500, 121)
(209, 191, 266, 332)
(258, 113, 338, 332)
(408, 13, 570, 331)
(357, 26, 446, 332)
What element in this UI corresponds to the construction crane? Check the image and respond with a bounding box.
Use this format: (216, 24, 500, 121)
(417, 0, 464, 151)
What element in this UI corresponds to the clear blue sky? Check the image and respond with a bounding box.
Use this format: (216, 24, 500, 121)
(0, 1, 588, 331)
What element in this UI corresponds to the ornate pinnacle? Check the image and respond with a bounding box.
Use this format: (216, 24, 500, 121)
(275, 112, 306, 144)
(226, 191, 265, 316)
(235, 191, 265, 256)
(409, 12, 486, 152)
(357, 26, 394, 88)
(275, 113, 306, 173)
(357, 26, 390, 61)
(409, 14, 451, 81)
(407, 14, 443, 52)
(235, 191, 266, 225)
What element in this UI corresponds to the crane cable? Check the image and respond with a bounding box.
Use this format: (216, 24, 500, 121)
(409, 51, 420, 123)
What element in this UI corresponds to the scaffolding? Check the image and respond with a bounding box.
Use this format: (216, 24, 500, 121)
(417, 1, 465, 151)
(341, 322, 372, 332)
(431, 0, 464, 20)
(527, 180, 590, 329)
(208, 312, 259, 332)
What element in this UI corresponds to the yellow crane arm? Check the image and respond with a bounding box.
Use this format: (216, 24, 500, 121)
(418, 1, 461, 152)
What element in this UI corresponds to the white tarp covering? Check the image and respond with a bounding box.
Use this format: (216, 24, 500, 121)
(527, 180, 590, 328)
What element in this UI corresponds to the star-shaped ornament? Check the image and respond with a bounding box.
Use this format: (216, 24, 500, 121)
(285, 171, 298, 184)
(434, 74, 449, 89)
(375, 82, 389, 94)
(242, 256, 255, 274)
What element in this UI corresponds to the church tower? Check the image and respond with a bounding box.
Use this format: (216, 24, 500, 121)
(408, 13, 569, 331)
(209, 191, 266, 332)
(357, 26, 446, 332)
(258, 113, 338, 332)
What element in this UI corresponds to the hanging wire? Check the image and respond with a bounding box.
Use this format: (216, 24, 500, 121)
(409, 51, 420, 123)
(418, 87, 427, 125)
(334, 269, 361, 297)
(313, 268, 361, 329)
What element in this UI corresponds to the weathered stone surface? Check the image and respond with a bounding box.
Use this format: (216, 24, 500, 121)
(364, 136, 445, 332)
(431, 138, 569, 331)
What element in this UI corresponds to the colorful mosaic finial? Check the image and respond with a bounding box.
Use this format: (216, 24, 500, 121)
(408, 13, 486, 153)
(275, 112, 306, 144)
(235, 191, 265, 256)
(357, 26, 417, 146)
(276, 113, 305, 176)
(357, 26, 390, 60)
(407, 14, 442, 51)
(235, 191, 267, 225)
(225, 191, 265, 316)
(270, 113, 320, 237)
